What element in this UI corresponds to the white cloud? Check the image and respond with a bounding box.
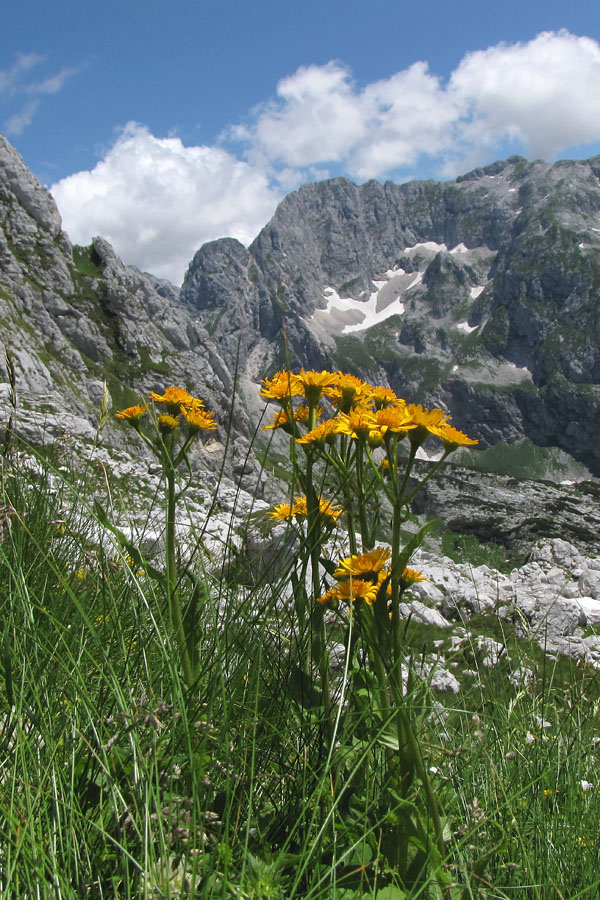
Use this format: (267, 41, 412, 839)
(235, 61, 368, 167)
(50, 123, 283, 284)
(1, 52, 76, 136)
(49, 30, 600, 285)
(233, 30, 600, 179)
(0, 53, 44, 97)
(448, 30, 600, 161)
(4, 100, 39, 136)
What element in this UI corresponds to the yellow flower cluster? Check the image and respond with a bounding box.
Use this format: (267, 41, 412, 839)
(317, 546, 426, 608)
(260, 369, 478, 450)
(115, 386, 217, 434)
(269, 495, 342, 523)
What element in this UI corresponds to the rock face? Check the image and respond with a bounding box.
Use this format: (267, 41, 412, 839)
(0, 133, 599, 551)
(181, 156, 600, 476)
(0, 135, 264, 493)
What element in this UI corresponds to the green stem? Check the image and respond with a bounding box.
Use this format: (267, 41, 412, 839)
(164, 444, 195, 690)
(355, 442, 373, 550)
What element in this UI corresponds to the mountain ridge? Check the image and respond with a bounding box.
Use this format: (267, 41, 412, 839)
(1, 131, 600, 516)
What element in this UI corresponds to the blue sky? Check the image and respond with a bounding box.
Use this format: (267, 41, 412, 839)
(3, 0, 600, 282)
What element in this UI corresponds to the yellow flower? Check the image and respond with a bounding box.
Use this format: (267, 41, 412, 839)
(294, 404, 324, 424)
(317, 497, 343, 522)
(296, 369, 337, 404)
(181, 406, 217, 433)
(114, 403, 148, 428)
(158, 413, 180, 432)
(296, 418, 339, 446)
(269, 495, 341, 523)
(324, 373, 370, 412)
(386, 567, 427, 592)
(263, 409, 294, 434)
(375, 405, 415, 434)
(430, 423, 478, 450)
(269, 502, 294, 521)
(369, 386, 403, 409)
(259, 371, 303, 402)
(334, 546, 391, 579)
(318, 578, 381, 606)
(406, 404, 450, 447)
(150, 386, 194, 414)
(335, 408, 381, 442)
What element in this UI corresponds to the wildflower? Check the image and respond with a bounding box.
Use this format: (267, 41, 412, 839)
(269, 502, 294, 521)
(269, 495, 342, 523)
(181, 406, 217, 433)
(259, 371, 302, 402)
(150, 386, 194, 414)
(399, 567, 427, 589)
(430, 423, 478, 450)
(577, 836, 597, 847)
(263, 409, 293, 433)
(296, 418, 339, 446)
(406, 404, 450, 447)
(294, 404, 324, 424)
(114, 403, 148, 429)
(158, 414, 180, 433)
(325, 373, 369, 412)
(317, 497, 343, 522)
(318, 578, 381, 606)
(370, 386, 402, 409)
(335, 408, 382, 442)
(296, 369, 337, 404)
(291, 496, 308, 517)
(375, 405, 415, 434)
(334, 547, 391, 579)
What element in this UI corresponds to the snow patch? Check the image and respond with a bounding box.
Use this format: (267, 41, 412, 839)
(450, 243, 469, 254)
(470, 285, 485, 299)
(456, 321, 478, 334)
(313, 269, 425, 335)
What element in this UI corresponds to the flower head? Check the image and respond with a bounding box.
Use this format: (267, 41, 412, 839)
(375, 405, 415, 434)
(114, 403, 148, 429)
(400, 567, 427, 589)
(158, 414, 180, 433)
(151, 386, 194, 414)
(269, 494, 341, 523)
(430, 423, 478, 450)
(263, 409, 294, 434)
(296, 418, 339, 447)
(259, 371, 302, 402)
(296, 369, 337, 404)
(269, 502, 294, 521)
(317, 497, 343, 522)
(369, 386, 403, 409)
(335, 408, 382, 442)
(406, 404, 450, 447)
(318, 578, 381, 607)
(181, 406, 217, 433)
(325, 373, 370, 412)
(334, 546, 391, 579)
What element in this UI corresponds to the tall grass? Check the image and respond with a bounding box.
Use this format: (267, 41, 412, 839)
(1, 434, 600, 898)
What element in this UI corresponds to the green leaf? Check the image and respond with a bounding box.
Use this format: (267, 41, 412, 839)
(394, 519, 435, 578)
(287, 664, 322, 709)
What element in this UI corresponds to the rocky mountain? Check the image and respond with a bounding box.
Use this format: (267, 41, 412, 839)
(1, 132, 599, 557)
(0, 134, 263, 491)
(181, 156, 600, 477)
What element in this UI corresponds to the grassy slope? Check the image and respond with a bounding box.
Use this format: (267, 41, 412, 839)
(1, 443, 600, 898)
